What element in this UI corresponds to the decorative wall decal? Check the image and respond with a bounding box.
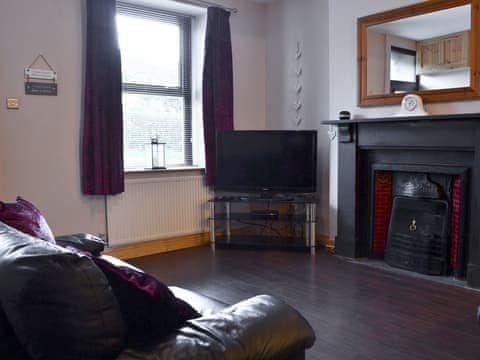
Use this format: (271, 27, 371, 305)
(328, 126, 337, 141)
(293, 41, 303, 127)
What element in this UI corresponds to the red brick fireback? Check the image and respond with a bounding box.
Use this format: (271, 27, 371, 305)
(450, 176, 462, 270)
(372, 171, 393, 255)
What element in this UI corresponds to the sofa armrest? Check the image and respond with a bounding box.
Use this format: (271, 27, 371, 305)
(169, 286, 227, 317)
(117, 294, 315, 360)
(55, 233, 105, 255)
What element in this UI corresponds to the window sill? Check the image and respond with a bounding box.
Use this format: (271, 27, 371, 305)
(125, 167, 205, 178)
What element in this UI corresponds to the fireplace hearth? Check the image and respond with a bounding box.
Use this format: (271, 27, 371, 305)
(322, 113, 480, 288)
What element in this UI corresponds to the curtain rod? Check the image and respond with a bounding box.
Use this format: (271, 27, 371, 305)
(171, 0, 238, 13)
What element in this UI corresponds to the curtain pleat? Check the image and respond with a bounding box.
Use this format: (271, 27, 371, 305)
(202, 7, 234, 186)
(82, 0, 124, 195)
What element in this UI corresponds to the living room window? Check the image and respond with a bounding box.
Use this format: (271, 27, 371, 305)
(117, 2, 193, 170)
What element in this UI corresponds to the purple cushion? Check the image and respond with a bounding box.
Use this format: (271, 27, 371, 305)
(92, 255, 200, 345)
(0, 197, 55, 243)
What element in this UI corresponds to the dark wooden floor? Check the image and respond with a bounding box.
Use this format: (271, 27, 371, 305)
(130, 246, 480, 360)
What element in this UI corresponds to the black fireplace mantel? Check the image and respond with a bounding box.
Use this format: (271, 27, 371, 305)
(322, 112, 480, 125)
(322, 113, 480, 288)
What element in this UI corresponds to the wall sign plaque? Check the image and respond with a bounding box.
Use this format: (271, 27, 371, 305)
(24, 54, 58, 96)
(24, 68, 57, 81)
(25, 82, 57, 96)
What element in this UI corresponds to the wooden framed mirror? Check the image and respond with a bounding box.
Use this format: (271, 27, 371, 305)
(358, 0, 480, 107)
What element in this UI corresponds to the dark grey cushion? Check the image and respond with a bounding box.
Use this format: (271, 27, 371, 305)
(0, 222, 126, 360)
(55, 233, 105, 255)
(0, 307, 29, 360)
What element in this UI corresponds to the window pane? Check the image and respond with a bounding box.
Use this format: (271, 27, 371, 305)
(390, 48, 416, 82)
(123, 93, 185, 169)
(117, 15, 180, 87)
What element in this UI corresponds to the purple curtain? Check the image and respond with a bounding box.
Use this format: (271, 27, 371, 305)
(82, 0, 124, 195)
(202, 7, 234, 186)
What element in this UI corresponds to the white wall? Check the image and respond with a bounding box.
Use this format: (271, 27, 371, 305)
(0, 0, 267, 238)
(0, 0, 106, 236)
(367, 31, 386, 95)
(5, 0, 477, 242)
(367, 32, 417, 95)
(265, 0, 331, 237)
(420, 68, 470, 90)
(328, 0, 480, 238)
(225, 0, 268, 130)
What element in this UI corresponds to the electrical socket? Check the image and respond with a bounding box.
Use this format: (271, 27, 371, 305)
(6, 97, 19, 109)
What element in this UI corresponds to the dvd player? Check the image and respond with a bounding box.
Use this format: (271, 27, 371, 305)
(250, 210, 279, 219)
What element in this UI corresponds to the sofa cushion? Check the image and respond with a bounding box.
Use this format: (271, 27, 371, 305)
(0, 221, 126, 360)
(55, 233, 105, 255)
(117, 294, 315, 359)
(170, 286, 227, 317)
(0, 197, 54, 243)
(0, 308, 29, 360)
(93, 255, 200, 346)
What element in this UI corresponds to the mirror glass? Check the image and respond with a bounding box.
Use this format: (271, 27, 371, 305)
(366, 4, 471, 96)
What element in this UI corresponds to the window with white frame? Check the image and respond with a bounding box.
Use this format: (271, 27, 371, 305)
(117, 2, 193, 170)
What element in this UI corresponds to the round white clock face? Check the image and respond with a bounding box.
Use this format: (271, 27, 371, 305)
(397, 94, 427, 116)
(404, 96, 417, 111)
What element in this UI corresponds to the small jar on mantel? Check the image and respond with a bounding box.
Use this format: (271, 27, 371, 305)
(339, 111, 351, 120)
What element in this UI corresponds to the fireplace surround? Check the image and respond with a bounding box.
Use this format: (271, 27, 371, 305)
(323, 113, 480, 288)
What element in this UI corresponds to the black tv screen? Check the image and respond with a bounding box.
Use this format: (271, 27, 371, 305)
(215, 130, 317, 193)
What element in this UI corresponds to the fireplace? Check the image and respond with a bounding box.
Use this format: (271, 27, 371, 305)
(386, 196, 450, 275)
(371, 170, 466, 277)
(322, 113, 480, 288)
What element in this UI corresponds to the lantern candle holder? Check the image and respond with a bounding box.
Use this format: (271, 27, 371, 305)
(151, 137, 166, 169)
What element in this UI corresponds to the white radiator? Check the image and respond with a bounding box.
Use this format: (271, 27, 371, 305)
(106, 175, 210, 246)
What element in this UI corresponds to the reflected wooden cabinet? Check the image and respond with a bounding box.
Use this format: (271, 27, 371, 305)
(417, 31, 469, 74)
(443, 33, 468, 66)
(417, 40, 442, 73)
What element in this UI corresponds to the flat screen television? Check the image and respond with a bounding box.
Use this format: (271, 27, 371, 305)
(215, 130, 317, 194)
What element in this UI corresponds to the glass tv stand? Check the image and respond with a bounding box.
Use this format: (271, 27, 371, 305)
(208, 194, 318, 254)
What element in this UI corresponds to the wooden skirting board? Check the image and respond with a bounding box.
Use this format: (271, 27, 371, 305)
(104, 232, 334, 260)
(104, 232, 210, 260)
(317, 234, 335, 249)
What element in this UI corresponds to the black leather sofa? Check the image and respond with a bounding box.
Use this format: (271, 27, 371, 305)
(0, 221, 315, 359)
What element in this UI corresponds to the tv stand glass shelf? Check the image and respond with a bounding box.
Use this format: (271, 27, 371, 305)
(208, 194, 318, 254)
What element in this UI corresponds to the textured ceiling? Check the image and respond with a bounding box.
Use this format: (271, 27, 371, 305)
(369, 4, 470, 40)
